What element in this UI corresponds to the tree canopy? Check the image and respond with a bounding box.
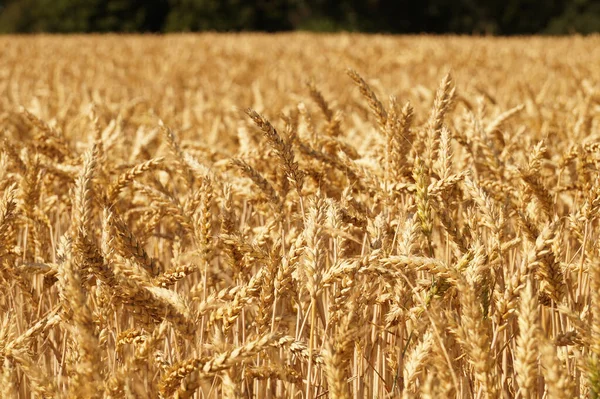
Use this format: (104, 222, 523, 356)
(0, 0, 598, 34)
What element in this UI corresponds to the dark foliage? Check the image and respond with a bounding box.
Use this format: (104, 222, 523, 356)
(0, 0, 598, 34)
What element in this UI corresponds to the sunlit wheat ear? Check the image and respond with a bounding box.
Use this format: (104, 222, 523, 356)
(0, 183, 17, 244)
(515, 277, 539, 399)
(306, 80, 342, 137)
(245, 108, 304, 194)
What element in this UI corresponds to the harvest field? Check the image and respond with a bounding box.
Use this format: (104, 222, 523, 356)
(1, 33, 600, 398)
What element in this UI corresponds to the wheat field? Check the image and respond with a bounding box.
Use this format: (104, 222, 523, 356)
(1, 33, 600, 398)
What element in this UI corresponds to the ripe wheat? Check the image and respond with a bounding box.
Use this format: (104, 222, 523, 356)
(0, 33, 599, 398)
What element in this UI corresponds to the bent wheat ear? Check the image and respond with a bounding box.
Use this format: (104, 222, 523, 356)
(107, 157, 164, 203)
(230, 158, 281, 207)
(246, 108, 304, 193)
(347, 68, 387, 130)
(160, 332, 275, 397)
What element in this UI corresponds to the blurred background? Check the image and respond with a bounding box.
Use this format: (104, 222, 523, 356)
(0, 0, 599, 34)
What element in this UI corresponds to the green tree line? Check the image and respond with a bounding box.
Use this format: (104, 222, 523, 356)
(0, 0, 599, 34)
